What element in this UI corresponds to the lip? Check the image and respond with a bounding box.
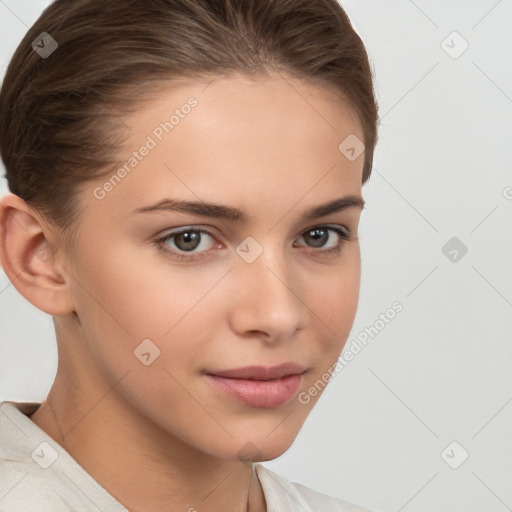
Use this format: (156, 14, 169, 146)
(205, 363, 307, 408)
(207, 363, 307, 380)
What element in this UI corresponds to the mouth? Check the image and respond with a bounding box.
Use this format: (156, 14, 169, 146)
(204, 363, 307, 408)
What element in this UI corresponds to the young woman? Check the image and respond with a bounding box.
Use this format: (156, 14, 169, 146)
(0, 0, 378, 510)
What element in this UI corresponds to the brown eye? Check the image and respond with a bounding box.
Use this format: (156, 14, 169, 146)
(303, 227, 330, 248)
(296, 226, 350, 252)
(155, 228, 218, 261)
(173, 231, 202, 251)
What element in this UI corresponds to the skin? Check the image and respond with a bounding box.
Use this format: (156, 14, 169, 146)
(0, 72, 365, 512)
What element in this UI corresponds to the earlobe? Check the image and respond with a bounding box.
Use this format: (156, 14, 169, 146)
(0, 193, 75, 316)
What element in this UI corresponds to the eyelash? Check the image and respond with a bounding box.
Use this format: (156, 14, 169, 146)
(154, 225, 353, 262)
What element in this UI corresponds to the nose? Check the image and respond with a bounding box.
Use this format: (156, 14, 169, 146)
(228, 243, 308, 342)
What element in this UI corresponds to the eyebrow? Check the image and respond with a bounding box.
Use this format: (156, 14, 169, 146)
(131, 194, 365, 221)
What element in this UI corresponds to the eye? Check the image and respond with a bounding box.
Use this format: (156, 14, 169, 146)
(295, 225, 351, 256)
(154, 225, 353, 262)
(155, 227, 219, 261)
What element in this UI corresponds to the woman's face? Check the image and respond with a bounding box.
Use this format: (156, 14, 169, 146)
(59, 73, 365, 461)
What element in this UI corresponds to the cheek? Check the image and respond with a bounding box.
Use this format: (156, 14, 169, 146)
(297, 268, 360, 404)
(320, 250, 361, 332)
(66, 246, 222, 417)
(74, 241, 193, 327)
(68, 243, 225, 371)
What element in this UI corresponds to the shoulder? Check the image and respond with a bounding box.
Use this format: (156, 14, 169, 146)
(0, 400, 128, 512)
(0, 458, 74, 512)
(0, 422, 75, 512)
(255, 464, 372, 512)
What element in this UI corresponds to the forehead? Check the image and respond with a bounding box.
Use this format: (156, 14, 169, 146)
(127, 72, 363, 148)
(83, 73, 364, 220)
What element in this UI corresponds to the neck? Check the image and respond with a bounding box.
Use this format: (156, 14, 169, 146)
(29, 361, 267, 512)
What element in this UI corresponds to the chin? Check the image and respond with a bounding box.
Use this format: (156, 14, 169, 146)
(207, 425, 301, 463)
(241, 440, 293, 462)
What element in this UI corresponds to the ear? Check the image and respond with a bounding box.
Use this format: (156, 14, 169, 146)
(0, 193, 75, 315)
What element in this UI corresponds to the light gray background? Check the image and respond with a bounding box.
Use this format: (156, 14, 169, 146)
(1, 1, 511, 511)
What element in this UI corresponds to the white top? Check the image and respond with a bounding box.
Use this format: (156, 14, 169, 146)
(0, 400, 371, 511)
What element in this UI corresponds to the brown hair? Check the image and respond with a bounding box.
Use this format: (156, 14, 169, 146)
(0, 0, 378, 238)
